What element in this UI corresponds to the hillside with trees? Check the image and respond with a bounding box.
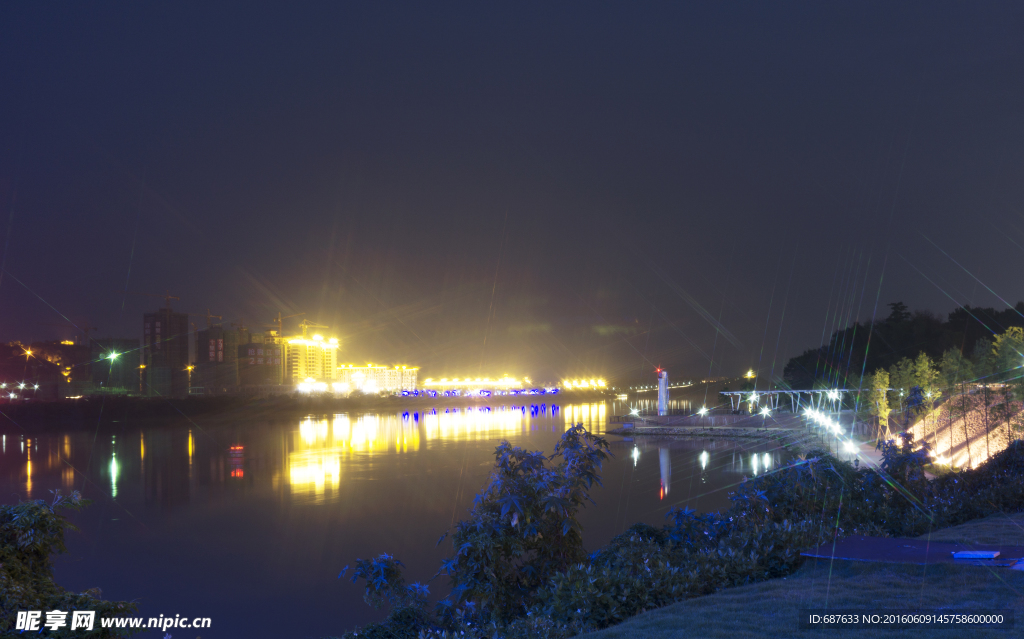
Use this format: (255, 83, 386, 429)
(783, 301, 1024, 390)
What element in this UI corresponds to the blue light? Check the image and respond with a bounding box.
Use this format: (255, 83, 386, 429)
(480, 390, 491, 397)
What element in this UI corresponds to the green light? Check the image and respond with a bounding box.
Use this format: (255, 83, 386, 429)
(107, 352, 119, 361)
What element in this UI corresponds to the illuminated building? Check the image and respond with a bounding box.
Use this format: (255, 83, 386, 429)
(285, 334, 339, 383)
(559, 378, 607, 390)
(337, 365, 418, 394)
(143, 307, 189, 397)
(422, 375, 524, 392)
(25, 340, 91, 397)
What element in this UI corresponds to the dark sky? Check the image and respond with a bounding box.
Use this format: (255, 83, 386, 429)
(1, 2, 1023, 385)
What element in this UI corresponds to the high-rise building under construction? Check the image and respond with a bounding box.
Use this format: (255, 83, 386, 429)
(143, 306, 189, 397)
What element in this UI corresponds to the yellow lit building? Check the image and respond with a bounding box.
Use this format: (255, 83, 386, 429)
(336, 365, 418, 394)
(422, 375, 527, 391)
(285, 335, 339, 383)
(560, 378, 607, 390)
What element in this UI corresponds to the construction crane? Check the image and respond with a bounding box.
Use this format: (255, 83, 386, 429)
(126, 291, 180, 310)
(202, 309, 222, 328)
(265, 312, 305, 338)
(176, 309, 224, 331)
(297, 319, 329, 338)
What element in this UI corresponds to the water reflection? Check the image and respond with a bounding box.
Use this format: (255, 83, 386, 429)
(0, 402, 795, 639)
(284, 404, 605, 502)
(659, 448, 671, 499)
(627, 438, 790, 505)
(110, 454, 120, 498)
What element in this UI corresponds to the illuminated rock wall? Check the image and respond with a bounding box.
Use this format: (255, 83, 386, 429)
(909, 391, 1023, 469)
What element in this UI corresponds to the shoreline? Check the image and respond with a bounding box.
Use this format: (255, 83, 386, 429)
(607, 423, 818, 456)
(0, 391, 613, 432)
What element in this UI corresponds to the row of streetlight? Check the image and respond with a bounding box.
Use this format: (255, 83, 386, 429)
(0, 381, 39, 400)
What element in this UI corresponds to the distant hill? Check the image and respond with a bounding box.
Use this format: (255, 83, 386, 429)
(783, 301, 1024, 389)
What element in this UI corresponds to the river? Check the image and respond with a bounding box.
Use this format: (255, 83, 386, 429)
(0, 399, 791, 638)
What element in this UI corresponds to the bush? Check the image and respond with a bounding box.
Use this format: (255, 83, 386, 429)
(0, 491, 138, 637)
(341, 427, 1024, 638)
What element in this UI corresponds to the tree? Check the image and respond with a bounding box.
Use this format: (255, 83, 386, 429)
(1, 492, 137, 636)
(888, 358, 913, 417)
(439, 425, 611, 621)
(993, 327, 1024, 382)
(886, 301, 912, 325)
(868, 369, 890, 442)
(910, 353, 939, 447)
(911, 352, 939, 399)
(939, 348, 974, 392)
(972, 337, 995, 382)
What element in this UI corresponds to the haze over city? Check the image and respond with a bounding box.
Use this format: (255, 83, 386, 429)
(3, 3, 1022, 383)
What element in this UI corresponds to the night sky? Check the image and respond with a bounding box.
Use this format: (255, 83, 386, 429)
(1, 3, 1022, 384)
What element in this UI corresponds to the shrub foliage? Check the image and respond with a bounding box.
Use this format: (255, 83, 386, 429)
(1, 491, 137, 637)
(341, 425, 1024, 638)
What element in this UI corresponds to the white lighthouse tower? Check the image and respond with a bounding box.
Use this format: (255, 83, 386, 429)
(657, 369, 669, 416)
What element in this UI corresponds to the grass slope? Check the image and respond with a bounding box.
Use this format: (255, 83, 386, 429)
(585, 514, 1024, 639)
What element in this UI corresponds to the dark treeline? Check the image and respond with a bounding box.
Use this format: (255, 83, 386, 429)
(783, 301, 1024, 390)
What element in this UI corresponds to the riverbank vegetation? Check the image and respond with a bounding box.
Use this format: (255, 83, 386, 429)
(0, 492, 136, 637)
(335, 426, 1024, 639)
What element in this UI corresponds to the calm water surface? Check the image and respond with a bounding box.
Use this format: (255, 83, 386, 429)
(0, 400, 790, 638)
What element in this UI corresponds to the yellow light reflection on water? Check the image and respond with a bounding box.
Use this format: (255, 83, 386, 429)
(422, 407, 528, 442)
(561, 403, 606, 429)
(287, 404, 602, 501)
